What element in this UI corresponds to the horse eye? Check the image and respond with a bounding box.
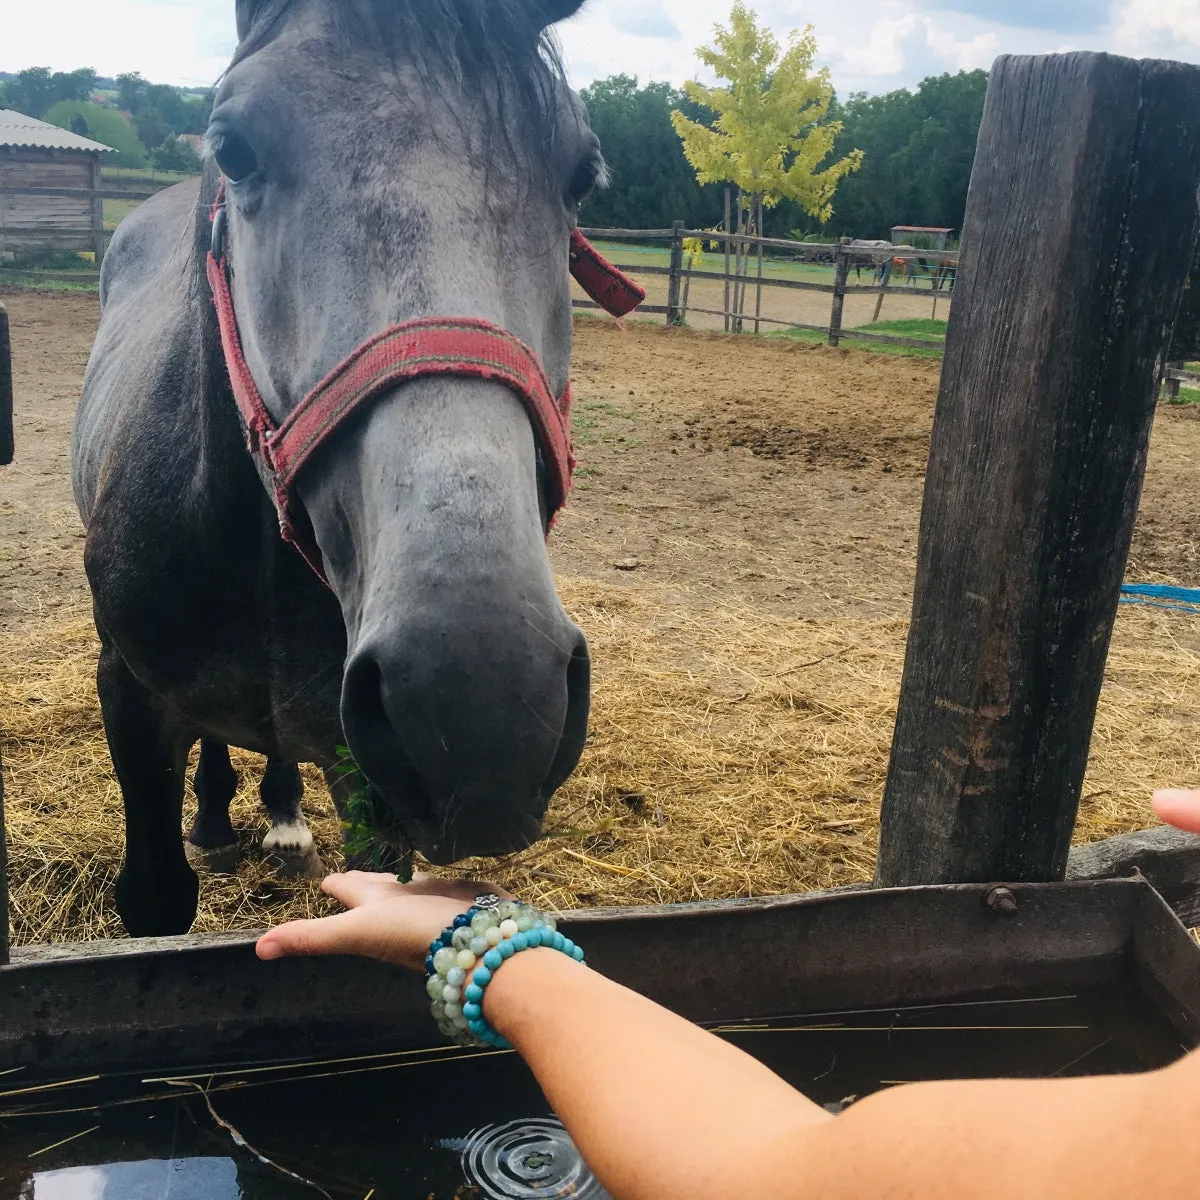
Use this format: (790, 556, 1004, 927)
(210, 131, 260, 184)
(566, 159, 600, 205)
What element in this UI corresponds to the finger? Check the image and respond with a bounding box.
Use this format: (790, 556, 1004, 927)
(321, 872, 407, 908)
(257, 908, 390, 962)
(1153, 789, 1200, 834)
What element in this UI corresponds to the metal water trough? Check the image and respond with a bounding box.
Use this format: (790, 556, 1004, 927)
(2, 878, 1200, 1082)
(4, 49, 1200, 1113)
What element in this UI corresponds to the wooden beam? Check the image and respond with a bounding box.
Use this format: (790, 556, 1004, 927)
(828, 238, 851, 347)
(89, 156, 105, 265)
(666, 222, 685, 326)
(577, 227, 677, 240)
(0, 304, 11, 466)
(876, 53, 1200, 887)
(0, 186, 159, 202)
(1067, 828, 1200, 928)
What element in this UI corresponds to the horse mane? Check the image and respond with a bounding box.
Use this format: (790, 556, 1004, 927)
(231, 0, 568, 137)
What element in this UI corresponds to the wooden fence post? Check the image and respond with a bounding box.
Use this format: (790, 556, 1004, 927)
(666, 222, 685, 326)
(828, 238, 851, 346)
(0, 756, 8, 966)
(1, 303, 9, 963)
(90, 156, 106, 266)
(876, 53, 1200, 888)
(723, 186, 732, 334)
(0, 304, 11, 467)
(753, 195, 765, 335)
(1164, 362, 1183, 401)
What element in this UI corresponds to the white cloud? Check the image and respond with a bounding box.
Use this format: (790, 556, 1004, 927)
(826, 10, 998, 82)
(2, 0, 1198, 100)
(1112, 0, 1200, 55)
(3, 1, 234, 87)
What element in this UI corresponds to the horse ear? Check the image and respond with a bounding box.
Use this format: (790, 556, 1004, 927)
(235, 0, 264, 41)
(534, 0, 586, 30)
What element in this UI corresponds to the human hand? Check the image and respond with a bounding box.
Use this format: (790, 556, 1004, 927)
(1153, 789, 1200, 835)
(256, 872, 515, 972)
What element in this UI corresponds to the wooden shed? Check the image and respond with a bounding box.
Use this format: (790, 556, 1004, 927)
(890, 225, 955, 250)
(0, 109, 115, 262)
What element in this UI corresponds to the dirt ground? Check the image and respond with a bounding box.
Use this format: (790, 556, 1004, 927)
(3, 290, 1200, 940)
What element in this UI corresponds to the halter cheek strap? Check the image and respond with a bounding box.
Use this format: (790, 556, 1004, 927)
(205, 184, 644, 584)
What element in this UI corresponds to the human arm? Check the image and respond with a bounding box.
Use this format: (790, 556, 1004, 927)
(257, 790, 1200, 1200)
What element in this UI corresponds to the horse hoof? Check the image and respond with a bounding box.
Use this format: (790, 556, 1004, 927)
(185, 839, 241, 875)
(116, 865, 199, 938)
(267, 845, 326, 879)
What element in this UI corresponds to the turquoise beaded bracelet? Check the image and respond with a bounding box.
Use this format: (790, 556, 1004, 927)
(425, 897, 584, 1048)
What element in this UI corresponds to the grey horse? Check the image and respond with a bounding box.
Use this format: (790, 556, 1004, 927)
(71, 0, 600, 936)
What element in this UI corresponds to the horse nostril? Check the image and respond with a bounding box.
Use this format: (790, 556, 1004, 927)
(340, 654, 434, 819)
(542, 631, 591, 797)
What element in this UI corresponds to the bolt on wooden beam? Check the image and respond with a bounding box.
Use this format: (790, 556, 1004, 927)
(877, 53, 1200, 887)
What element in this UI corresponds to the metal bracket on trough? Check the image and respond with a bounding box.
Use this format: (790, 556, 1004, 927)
(2, 878, 1199, 1080)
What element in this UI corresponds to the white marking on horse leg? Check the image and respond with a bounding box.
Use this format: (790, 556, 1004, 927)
(262, 819, 315, 856)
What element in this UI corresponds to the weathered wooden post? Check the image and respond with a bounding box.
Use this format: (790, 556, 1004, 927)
(666, 222, 686, 326)
(0, 759, 8, 966)
(1164, 363, 1183, 401)
(877, 53, 1200, 888)
(0, 304, 12, 466)
(723, 186, 733, 333)
(828, 238, 851, 347)
(0, 303, 10, 964)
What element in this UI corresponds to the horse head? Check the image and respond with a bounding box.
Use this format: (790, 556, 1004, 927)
(210, 0, 598, 863)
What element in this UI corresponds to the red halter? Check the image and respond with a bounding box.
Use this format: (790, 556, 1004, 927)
(206, 184, 644, 583)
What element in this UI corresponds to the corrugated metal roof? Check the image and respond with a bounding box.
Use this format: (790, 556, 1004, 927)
(0, 109, 116, 153)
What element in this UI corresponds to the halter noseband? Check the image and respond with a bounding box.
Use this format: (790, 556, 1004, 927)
(206, 183, 644, 584)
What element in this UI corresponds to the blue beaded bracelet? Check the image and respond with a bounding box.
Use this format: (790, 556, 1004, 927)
(425, 896, 584, 1048)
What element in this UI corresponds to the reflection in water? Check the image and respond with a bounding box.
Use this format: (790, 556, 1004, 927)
(449, 1119, 611, 1199)
(26, 1158, 239, 1199)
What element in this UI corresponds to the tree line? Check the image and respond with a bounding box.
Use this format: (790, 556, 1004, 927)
(0, 66, 210, 173)
(581, 69, 988, 242)
(1, 60, 988, 239)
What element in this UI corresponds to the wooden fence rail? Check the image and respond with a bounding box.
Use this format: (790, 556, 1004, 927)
(576, 225, 955, 346)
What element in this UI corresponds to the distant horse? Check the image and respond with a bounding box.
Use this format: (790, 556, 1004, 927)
(72, 0, 609, 936)
(932, 258, 959, 293)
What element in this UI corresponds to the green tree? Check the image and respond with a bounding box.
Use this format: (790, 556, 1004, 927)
(51, 68, 97, 104)
(117, 71, 148, 114)
(132, 106, 171, 151)
(42, 101, 148, 168)
(179, 92, 214, 135)
(786, 70, 988, 239)
(579, 75, 722, 230)
(6, 67, 55, 117)
(671, 4, 862, 223)
(150, 135, 203, 174)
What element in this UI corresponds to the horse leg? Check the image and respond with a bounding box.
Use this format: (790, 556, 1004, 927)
(98, 637, 199, 937)
(261, 759, 324, 878)
(185, 740, 241, 875)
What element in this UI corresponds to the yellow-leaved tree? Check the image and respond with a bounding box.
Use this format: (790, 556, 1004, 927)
(671, 3, 862, 329)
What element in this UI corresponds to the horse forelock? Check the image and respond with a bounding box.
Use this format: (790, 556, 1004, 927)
(229, 0, 568, 128)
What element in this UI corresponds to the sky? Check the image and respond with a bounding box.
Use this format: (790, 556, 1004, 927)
(3, 0, 1199, 97)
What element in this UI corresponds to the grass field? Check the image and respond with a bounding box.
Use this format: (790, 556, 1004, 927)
(102, 197, 141, 231)
(101, 166, 196, 190)
(590, 238, 953, 293)
(769, 318, 948, 360)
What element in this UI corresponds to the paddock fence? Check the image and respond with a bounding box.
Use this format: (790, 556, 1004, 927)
(576, 224, 959, 350)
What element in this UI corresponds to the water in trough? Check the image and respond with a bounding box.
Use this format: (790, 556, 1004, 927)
(0, 985, 1186, 1198)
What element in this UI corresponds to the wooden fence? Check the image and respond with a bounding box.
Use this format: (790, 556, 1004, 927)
(0, 182, 157, 263)
(1165, 363, 1200, 397)
(576, 224, 958, 350)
